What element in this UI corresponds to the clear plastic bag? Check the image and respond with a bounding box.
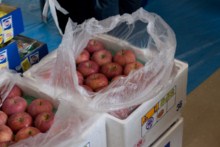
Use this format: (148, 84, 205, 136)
(0, 69, 101, 147)
(49, 8, 176, 112)
(0, 69, 17, 107)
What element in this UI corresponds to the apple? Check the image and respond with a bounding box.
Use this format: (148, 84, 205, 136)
(109, 105, 139, 119)
(81, 85, 93, 92)
(40, 69, 52, 80)
(34, 111, 55, 133)
(0, 111, 7, 125)
(0, 125, 13, 143)
(124, 61, 144, 75)
(1, 96, 27, 116)
(7, 112, 33, 132)
(76, 49, 90, 64)
(6, 85, 22, 99)
(77, 71, 84, 85)
(91, 49, 112, 66)
(101, 62, 123, 79)
(77, 60, 99, 77)
(113, 49, 136, 66)
(0, 142, 9, 147)
(86, 39, 105, 53)
(111, 75, 126, 82)
(27, 98, 53, 118)
(85, 73, 109, 91)
(14, 127, 40, 142)
(94, 85, 108, 92)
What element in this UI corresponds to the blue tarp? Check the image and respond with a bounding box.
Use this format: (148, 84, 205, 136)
(144, 0, 220, 93)
(2, 0, 220, 93)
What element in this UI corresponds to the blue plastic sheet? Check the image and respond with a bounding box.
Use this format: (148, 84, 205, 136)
(2, 0, 220, 93)
(145, 0, 220, 93)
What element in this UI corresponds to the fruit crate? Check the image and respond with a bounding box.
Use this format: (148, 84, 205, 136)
(150, 117, 183, 147)
(0, 74, 107, 147)
(105, 59, 188, 147)
(0, 3, 24, 45)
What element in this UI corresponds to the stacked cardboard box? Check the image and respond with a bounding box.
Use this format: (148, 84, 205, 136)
(0, 3, 48, 72)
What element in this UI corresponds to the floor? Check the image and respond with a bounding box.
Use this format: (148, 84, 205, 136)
(182, 69, 220, 147)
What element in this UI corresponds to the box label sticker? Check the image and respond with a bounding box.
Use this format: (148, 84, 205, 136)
(165, 142, 170, 147)
(21, 58, 31, 72)
(1, 15, 14, 43)
(29, 52, 39, 65)
(141, 87, 176, 136)
(84, 142, 90, 147)
(0, 49, 8, 68)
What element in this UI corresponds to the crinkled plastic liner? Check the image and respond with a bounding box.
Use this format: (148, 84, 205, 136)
(0, 69, 17, 107)
(49, 8, 176, 111)
(0, 69, 100, 147)
(10, 101, 99, 147)
(23, 50, 57, 81)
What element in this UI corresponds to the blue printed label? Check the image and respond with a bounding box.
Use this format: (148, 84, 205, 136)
(2, 16, 13, 30)
(165, 142, 170, 147)
(0, 49, 8, 68)
(1, 15, 14, 42)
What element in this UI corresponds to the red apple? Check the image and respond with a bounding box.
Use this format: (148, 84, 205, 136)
(0, 142, 9, 147)
(91, 49, 112, 66)
(77, 71, 84, 85)
(40, 69, 52, 80)
(124, 61, 144, 75)
(113, 49, 136, 66)
(34, 111, 55, 133)
(94, 85, 108, 92)
(7, 85, 22, 99)
(109, 105, 139, 119)
(14, 127, 40, 142)
(111, 75, 126, 82)
(76, 49, 90, 64)
(101, 62, 123, 79)
(81, 85, 93, 92)
(7, 112, 32, 132)
(85, 73, 109, 91)
(77, 60, 99, 77)
(86, 39, 105, 53)
(0, 125, 13, 143)
(27, 98, 53, 118)
(0, 111, 7, 125)
(1, 96, 27, 116)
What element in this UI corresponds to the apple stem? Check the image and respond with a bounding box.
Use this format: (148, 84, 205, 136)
(45, 114, 50, 120)
(121, 50, 125, 55)
(28, 131, 32, 135)
(19, 118, 24, 122)
(101, 54, 106, 59)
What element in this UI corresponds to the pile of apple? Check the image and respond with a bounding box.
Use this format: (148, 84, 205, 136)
(0, 85, 55, 146)
(75, 39, 144, 119)
(76, 39, 144, 92)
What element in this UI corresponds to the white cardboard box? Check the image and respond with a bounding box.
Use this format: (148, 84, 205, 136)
(150, 117, 183, 147)
(73, 114, 107, 147)
(4, 75, 107, 147)
(105, 59, 188, 147)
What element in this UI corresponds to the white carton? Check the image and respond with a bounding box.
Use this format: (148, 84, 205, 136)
(150, 117, 183, 147)
(105, 59, 188, 147)
(73, 114, 107, 147)
(5, 75, 107, 147)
